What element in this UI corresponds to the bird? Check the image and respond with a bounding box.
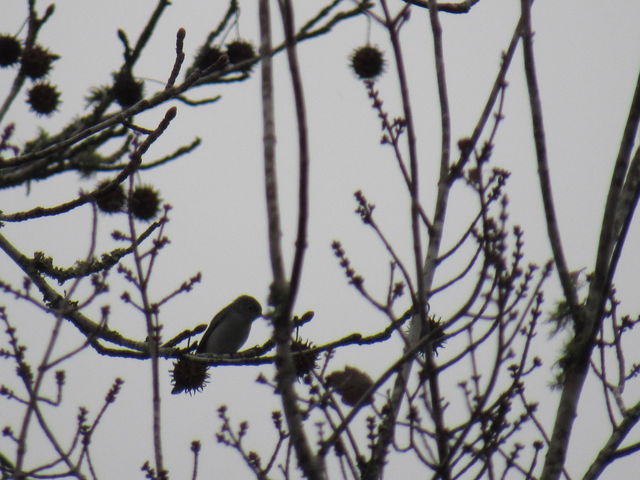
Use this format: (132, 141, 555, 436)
(196, 295, 262, 354)
(170, 295, 262, 394)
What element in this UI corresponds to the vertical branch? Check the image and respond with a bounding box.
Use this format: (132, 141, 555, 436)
(124, 108, 176, 480)
(519, 0, 577, 311)
(260, 0, 286, 285)
(267, 1, 324, 478)
(363, 4, 415, 475)
(380, 4, 424, 309)
(587, 71, 640, 349)
(595, 65, 640, 281)
(126, 179, 165, 479)
(517, 0, 620, 477)
(607, 146, 640, 291)
(518, 1, 583, 479)
(421, 2, 452, 476)
(367, 0, 460, 476)
(429, 0, 451, 184)
(279, 0, 310, 302)
(538, 28, 640, 480)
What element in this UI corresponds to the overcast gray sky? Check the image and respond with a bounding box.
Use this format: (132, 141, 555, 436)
(2, 1, 640, 478)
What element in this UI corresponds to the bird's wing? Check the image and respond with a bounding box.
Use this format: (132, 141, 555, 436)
(196, 304, 231, 353)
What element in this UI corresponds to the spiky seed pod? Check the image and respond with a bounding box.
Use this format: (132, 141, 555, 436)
(112, 71, 144, 108)
(226, 40, 255, 71)
(0, 34, 21, 67)
(194, 45, 225, 71)
(171, 358, 209, 394)
(419, 316, 446, 356)
(326, 366, 374, 406)
(20, 45, 57, 79)
(291, 339, 319, 379)
(129, 185, 161, 221)
(27, 82, 60, 116)
(350, 45, 385, 80)
(94, 180, 126, 214)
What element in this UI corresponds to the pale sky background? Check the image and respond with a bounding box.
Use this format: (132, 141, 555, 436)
(1, 1, 640, 478)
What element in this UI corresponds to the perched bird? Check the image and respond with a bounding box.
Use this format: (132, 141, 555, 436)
(171, 295, 262, 395)
(196, 295, 262, 354)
